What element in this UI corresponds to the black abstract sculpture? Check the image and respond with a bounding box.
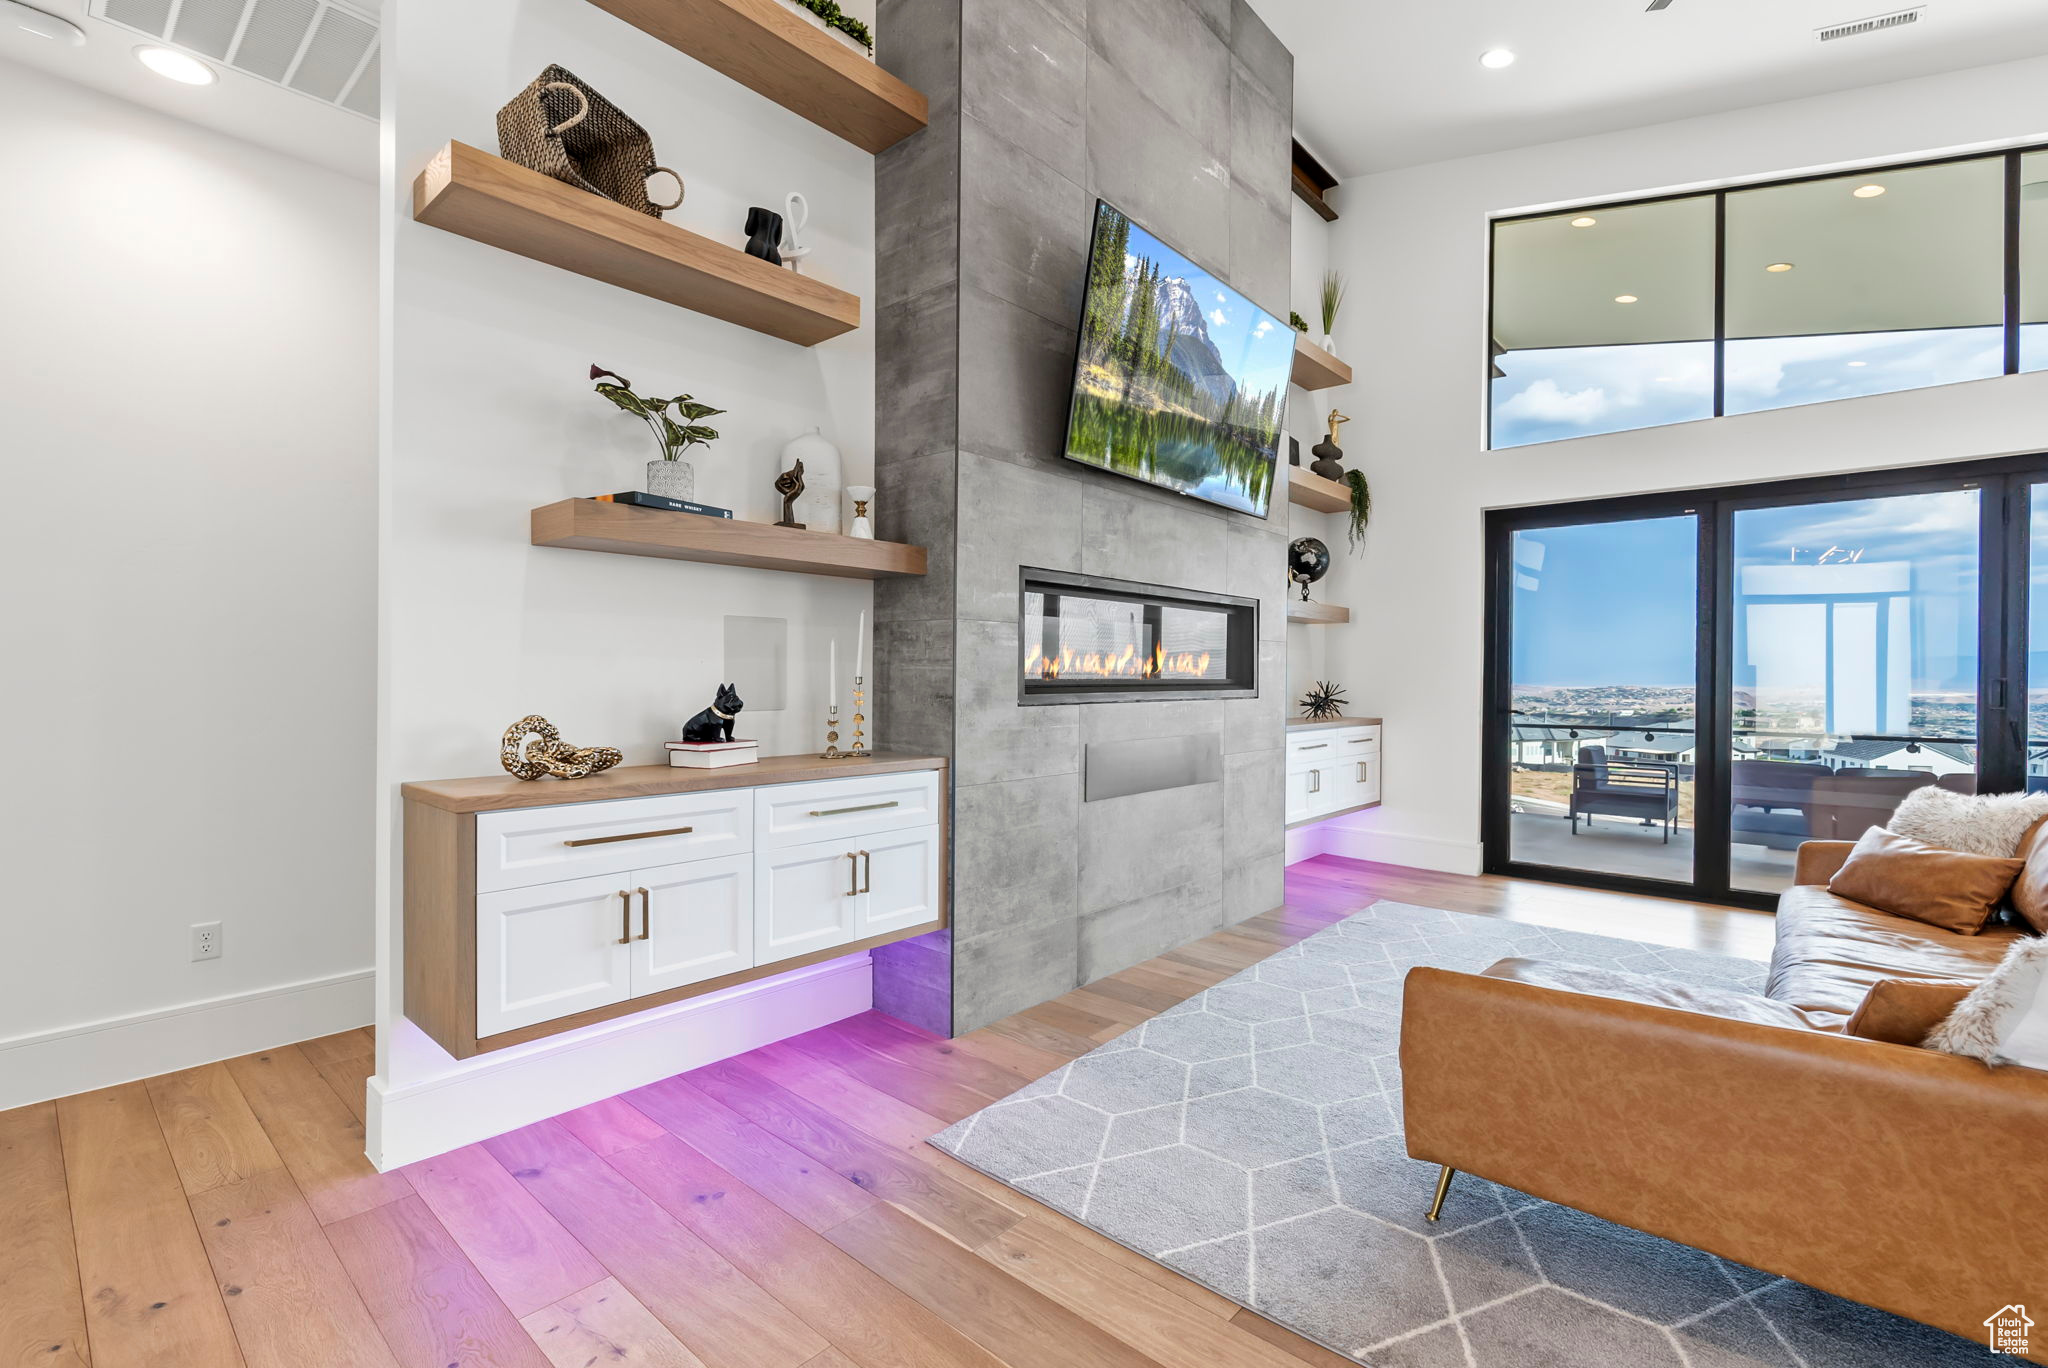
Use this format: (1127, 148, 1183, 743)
(774, 458, 806, 529)
(1299, 680, 1349, 721)
(743, 208, 784, 265)
(681, 682, 745, 743)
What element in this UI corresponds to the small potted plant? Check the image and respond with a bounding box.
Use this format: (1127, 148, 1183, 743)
(591, 365, 725, 501)
(1319, 269, 1346, 352)
(780, 0, 874, 57)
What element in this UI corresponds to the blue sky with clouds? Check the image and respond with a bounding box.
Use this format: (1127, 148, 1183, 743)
(1512, 489, 1985, 693)
(1122, 218, 1295, 400)
(1492, 327, 2015, 448)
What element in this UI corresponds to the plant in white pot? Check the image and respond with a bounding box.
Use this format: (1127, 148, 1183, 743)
(590, 365, 725, 501)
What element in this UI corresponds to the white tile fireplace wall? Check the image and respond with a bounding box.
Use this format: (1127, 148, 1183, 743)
(871, 0, 1295, 1035)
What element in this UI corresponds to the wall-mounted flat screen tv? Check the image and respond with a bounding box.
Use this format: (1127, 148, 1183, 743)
(1062, 200, 1292, 519)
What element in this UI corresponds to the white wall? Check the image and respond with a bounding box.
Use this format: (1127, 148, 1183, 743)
(0, 59, 376, 1107)
(1319, 54, 2048, 876)
(1285, 197, 1337, 705)
(373, 0, 879, 1165)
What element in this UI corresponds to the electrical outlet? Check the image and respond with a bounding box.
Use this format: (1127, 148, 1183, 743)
(191, 921, 223, 961)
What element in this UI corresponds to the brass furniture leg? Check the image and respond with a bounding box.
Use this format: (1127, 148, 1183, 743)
(1425, 1165, 1456, 1223)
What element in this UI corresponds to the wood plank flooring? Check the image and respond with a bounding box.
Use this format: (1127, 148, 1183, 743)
(0, 854, 1773, 1368)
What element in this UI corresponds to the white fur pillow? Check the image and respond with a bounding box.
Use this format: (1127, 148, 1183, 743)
(1925, 937, 2048, 1070)
(1888, 785, 2048, 857)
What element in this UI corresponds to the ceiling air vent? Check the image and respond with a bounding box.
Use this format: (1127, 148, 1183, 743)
(92, 0, 378, 120)
(1816, 7, 1923, 41)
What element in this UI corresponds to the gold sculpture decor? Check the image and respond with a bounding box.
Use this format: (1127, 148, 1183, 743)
(500, 715, 624, 781)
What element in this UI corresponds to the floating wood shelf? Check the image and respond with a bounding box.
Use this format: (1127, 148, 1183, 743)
(1291, 334, 1353, 391)
(532, 499, 927, 579)
(1287, 600, 1351, 626)
(586, 0, 929, 154)
(413, 142, 861, 346)
(1287, 467, 1351, 514)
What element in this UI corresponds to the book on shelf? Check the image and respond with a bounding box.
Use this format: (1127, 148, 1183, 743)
(598, 491, 735, 518)
(666, 739, 760, 769)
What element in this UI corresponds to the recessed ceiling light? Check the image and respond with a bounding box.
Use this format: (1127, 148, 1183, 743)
(135, 45, 217, 85)
(1614, 295, 1639, 304)
(1852, 183, 1886, 198)
(3, 0, 85, 44)
(1570, 216, 1597, 228)
(1480, 48, 1517, 69)
(1766, 262, 1794, 273)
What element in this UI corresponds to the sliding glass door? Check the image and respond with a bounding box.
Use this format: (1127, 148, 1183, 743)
(1503, 514, 1699, 885)
(1727, 489, 1981, 893)
(1486, 457, 2039, 909)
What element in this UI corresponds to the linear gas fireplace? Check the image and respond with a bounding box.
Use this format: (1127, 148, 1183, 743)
(1019, 568, 1258, 704)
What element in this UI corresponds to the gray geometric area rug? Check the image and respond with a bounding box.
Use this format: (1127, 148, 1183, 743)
(929, 901, 2013, 1368)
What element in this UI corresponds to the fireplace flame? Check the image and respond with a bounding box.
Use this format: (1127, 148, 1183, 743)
(1025, 640, 1213, 681)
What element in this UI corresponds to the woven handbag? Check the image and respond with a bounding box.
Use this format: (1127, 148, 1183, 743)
(497, 65, 683, 218)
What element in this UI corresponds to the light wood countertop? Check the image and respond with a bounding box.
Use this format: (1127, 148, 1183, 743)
(402, 751, 947, 813)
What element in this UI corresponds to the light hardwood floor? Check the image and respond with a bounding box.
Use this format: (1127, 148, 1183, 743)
(2, 854, 1773, 1368)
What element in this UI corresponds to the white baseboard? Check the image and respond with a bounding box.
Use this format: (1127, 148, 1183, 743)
(1316, 825, 1485, 876)
(0, 969, 375, 1111)
(1284, 824, 1328, 865)
(367, 953, 873, 1171)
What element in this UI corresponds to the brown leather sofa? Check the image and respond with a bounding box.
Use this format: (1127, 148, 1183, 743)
(1401, 840, 2048, 1360)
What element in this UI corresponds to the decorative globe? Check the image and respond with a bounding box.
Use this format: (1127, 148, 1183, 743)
(1288, 536, 1331, 587)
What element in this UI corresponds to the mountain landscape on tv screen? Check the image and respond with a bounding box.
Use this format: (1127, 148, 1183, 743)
(1066, 202, 1292, 517)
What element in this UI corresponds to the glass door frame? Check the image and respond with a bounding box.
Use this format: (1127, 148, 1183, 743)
(1482, 453, 2044, 911)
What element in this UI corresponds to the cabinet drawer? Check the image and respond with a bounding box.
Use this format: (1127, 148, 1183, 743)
(755, 770, 942, 851)
(476, 790, 751, 893)
(1288, 727, 1378, 770)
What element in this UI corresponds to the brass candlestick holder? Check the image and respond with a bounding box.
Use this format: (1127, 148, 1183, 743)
(849, 676, 868, 757)
(820, 704, 841, 759)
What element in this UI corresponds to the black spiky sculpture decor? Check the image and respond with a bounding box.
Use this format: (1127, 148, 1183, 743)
(1299, 681, 1349, 721)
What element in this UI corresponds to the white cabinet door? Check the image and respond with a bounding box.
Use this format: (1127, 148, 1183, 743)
(476, 873, 633, 1037)
(1286, 765, 1330, 824)
(754, 837, 863, 962)
(857, 826, 942, 938)
(632, 854, 754, 998)
(1350, 754, 1382, 807)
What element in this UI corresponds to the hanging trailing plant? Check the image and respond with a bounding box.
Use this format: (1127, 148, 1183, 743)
(1342, 469, 1371, 551)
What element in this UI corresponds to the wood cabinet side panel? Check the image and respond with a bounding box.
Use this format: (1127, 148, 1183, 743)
(402, 802, 478, 1058)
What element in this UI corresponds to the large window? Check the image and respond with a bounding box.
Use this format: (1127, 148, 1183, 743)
(1491, 148, 2045, 448)
(1484, 456, 2044, 910)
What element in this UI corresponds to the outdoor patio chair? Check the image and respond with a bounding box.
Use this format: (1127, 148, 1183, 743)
(1568, 745, 1679, 842)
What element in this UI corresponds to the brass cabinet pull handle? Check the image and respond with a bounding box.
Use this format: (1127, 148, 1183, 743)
(617, 890, 632, 945)
(846, 851, 860, 897)
(808, 800, 899, 817)
(1310, 769, 1321, 793)
(565, 825, 694, 847)
(1359, 762, 1370, 782)
(637, 887, 651, 940)
(859, 850, 872, 895)
(1299, 743, 1330, 751)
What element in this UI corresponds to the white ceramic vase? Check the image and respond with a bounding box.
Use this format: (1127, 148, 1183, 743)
(1321, 334, 1335, 352)
(845, 484, 875, 540)
(784, 427, 842, 533)
(646, 459, 695, 501)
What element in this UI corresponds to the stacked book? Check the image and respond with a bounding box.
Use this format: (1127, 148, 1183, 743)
(667, 739, 759, 769)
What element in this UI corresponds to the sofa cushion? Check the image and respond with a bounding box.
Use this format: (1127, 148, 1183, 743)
(1768, 886, 2025, 1028)
(1481, 957, 1827, 1031)
(2009, 815, 2048, 936)
(1844, 979, 1972, 1046)
(1825, 825, 2022, 935)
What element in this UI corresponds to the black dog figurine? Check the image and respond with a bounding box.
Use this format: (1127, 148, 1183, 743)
(743, 208, 783, 265)
(681, 683, 744, 743)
